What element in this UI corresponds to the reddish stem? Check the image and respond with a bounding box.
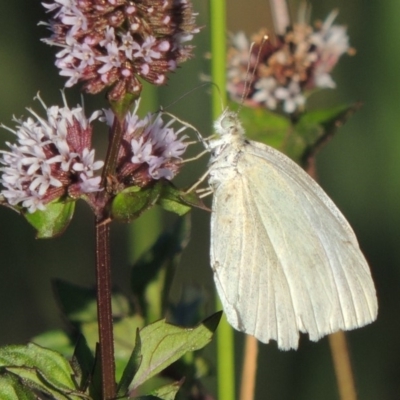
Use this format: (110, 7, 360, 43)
(94, 95, 134, 398)
(95, 220, 116, 399)
(101, 115, 124, 188)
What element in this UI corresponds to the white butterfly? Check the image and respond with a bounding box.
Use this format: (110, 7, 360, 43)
(207, 109, 378, 350)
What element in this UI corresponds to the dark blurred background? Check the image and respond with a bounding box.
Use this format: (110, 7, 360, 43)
(0, 0, 398, 399)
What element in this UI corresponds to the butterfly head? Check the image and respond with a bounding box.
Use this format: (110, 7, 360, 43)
(214, 109, 245, 139)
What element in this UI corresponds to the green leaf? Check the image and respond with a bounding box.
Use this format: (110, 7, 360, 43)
(111, 184, 162, 222)
(4, 367, 76, 400)
(0, 372, 37, 400)
(0, 343, 80, 399)
(71, 335, 95, 392)
(131, 217, 191, 322)
(150, 380, 182, 400)
(117, 329, 142, 397)
(130, 312, 222, 390)
(81, 314, 144, 381)
(32, 330, 73, 356)
(88, 344, 102, 400)
(296, 102, 362, 166)
(24, 200, 75, 238)
(234, 102, 360, 165)
(53, 279, 130, 324)
(230, 102, 292, 149)
(132, 380, 182, 400)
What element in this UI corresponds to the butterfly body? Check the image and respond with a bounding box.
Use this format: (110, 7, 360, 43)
(208, 109, 377, 350)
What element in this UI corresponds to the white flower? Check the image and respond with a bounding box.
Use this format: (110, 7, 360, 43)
(274, 81, 306, 114)
(96, 42, 122, 74)
(131, 137, 155, 165)
(72, 148, 104, 177)
(78, 174, 103, 193)
(252, 77, 279, 110)
(132, 36, 162, 63)
(100, 27, 116, 48)
(0, 94, 104, 212)
(119, 31, 135, 59)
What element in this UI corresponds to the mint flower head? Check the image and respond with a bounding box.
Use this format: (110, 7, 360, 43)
(42, 0, 199, 100)
(0, 94, 104, 213)
(227, 10, 352, 114)
(102, 101, 188, 188)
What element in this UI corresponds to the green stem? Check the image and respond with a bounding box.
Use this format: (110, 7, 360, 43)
(210, 0, 228, 118)
(210, 2, 236, 400)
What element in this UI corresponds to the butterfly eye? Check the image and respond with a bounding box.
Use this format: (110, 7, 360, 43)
(220, 116, 234, 130)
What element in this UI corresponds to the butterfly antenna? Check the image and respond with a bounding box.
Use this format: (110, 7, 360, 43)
(159, 82, 222, 113)
(238, 35, 269, 113)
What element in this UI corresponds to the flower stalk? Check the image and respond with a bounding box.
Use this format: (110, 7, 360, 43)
(101, 110, 126, 189)
(95, 220, 116, 400)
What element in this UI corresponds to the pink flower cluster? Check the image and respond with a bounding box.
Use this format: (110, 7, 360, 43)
(227, 11, 352, 114)
(42, 0, 199, 100)
(102, 100, 188, 187)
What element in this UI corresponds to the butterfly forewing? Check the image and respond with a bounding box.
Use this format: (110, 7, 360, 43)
(209, 131, 377, 350)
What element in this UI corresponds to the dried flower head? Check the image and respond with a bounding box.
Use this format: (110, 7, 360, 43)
(41, 0, 199, 100)
(227, 10, 352, 114)
(102, 100, 187, 188)
(0, 94, 104, 213)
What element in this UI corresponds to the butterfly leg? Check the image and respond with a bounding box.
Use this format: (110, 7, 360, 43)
(181, 149, 210, 163)
(184, 166, 213, 194)
(197, 187, 214, 198)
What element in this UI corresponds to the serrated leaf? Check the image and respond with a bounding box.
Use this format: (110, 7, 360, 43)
(131, 217, 191, 322)
(0, 372, 37, 400)
(157, 181, 208, 215)
(53, 280, 130, 324)
(24, 200, 75, 239)
(111, 184, 162, 222)
(117, 329, 142, 397)
(130, 312, 222, 390)
(0, 344, 80, 398)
